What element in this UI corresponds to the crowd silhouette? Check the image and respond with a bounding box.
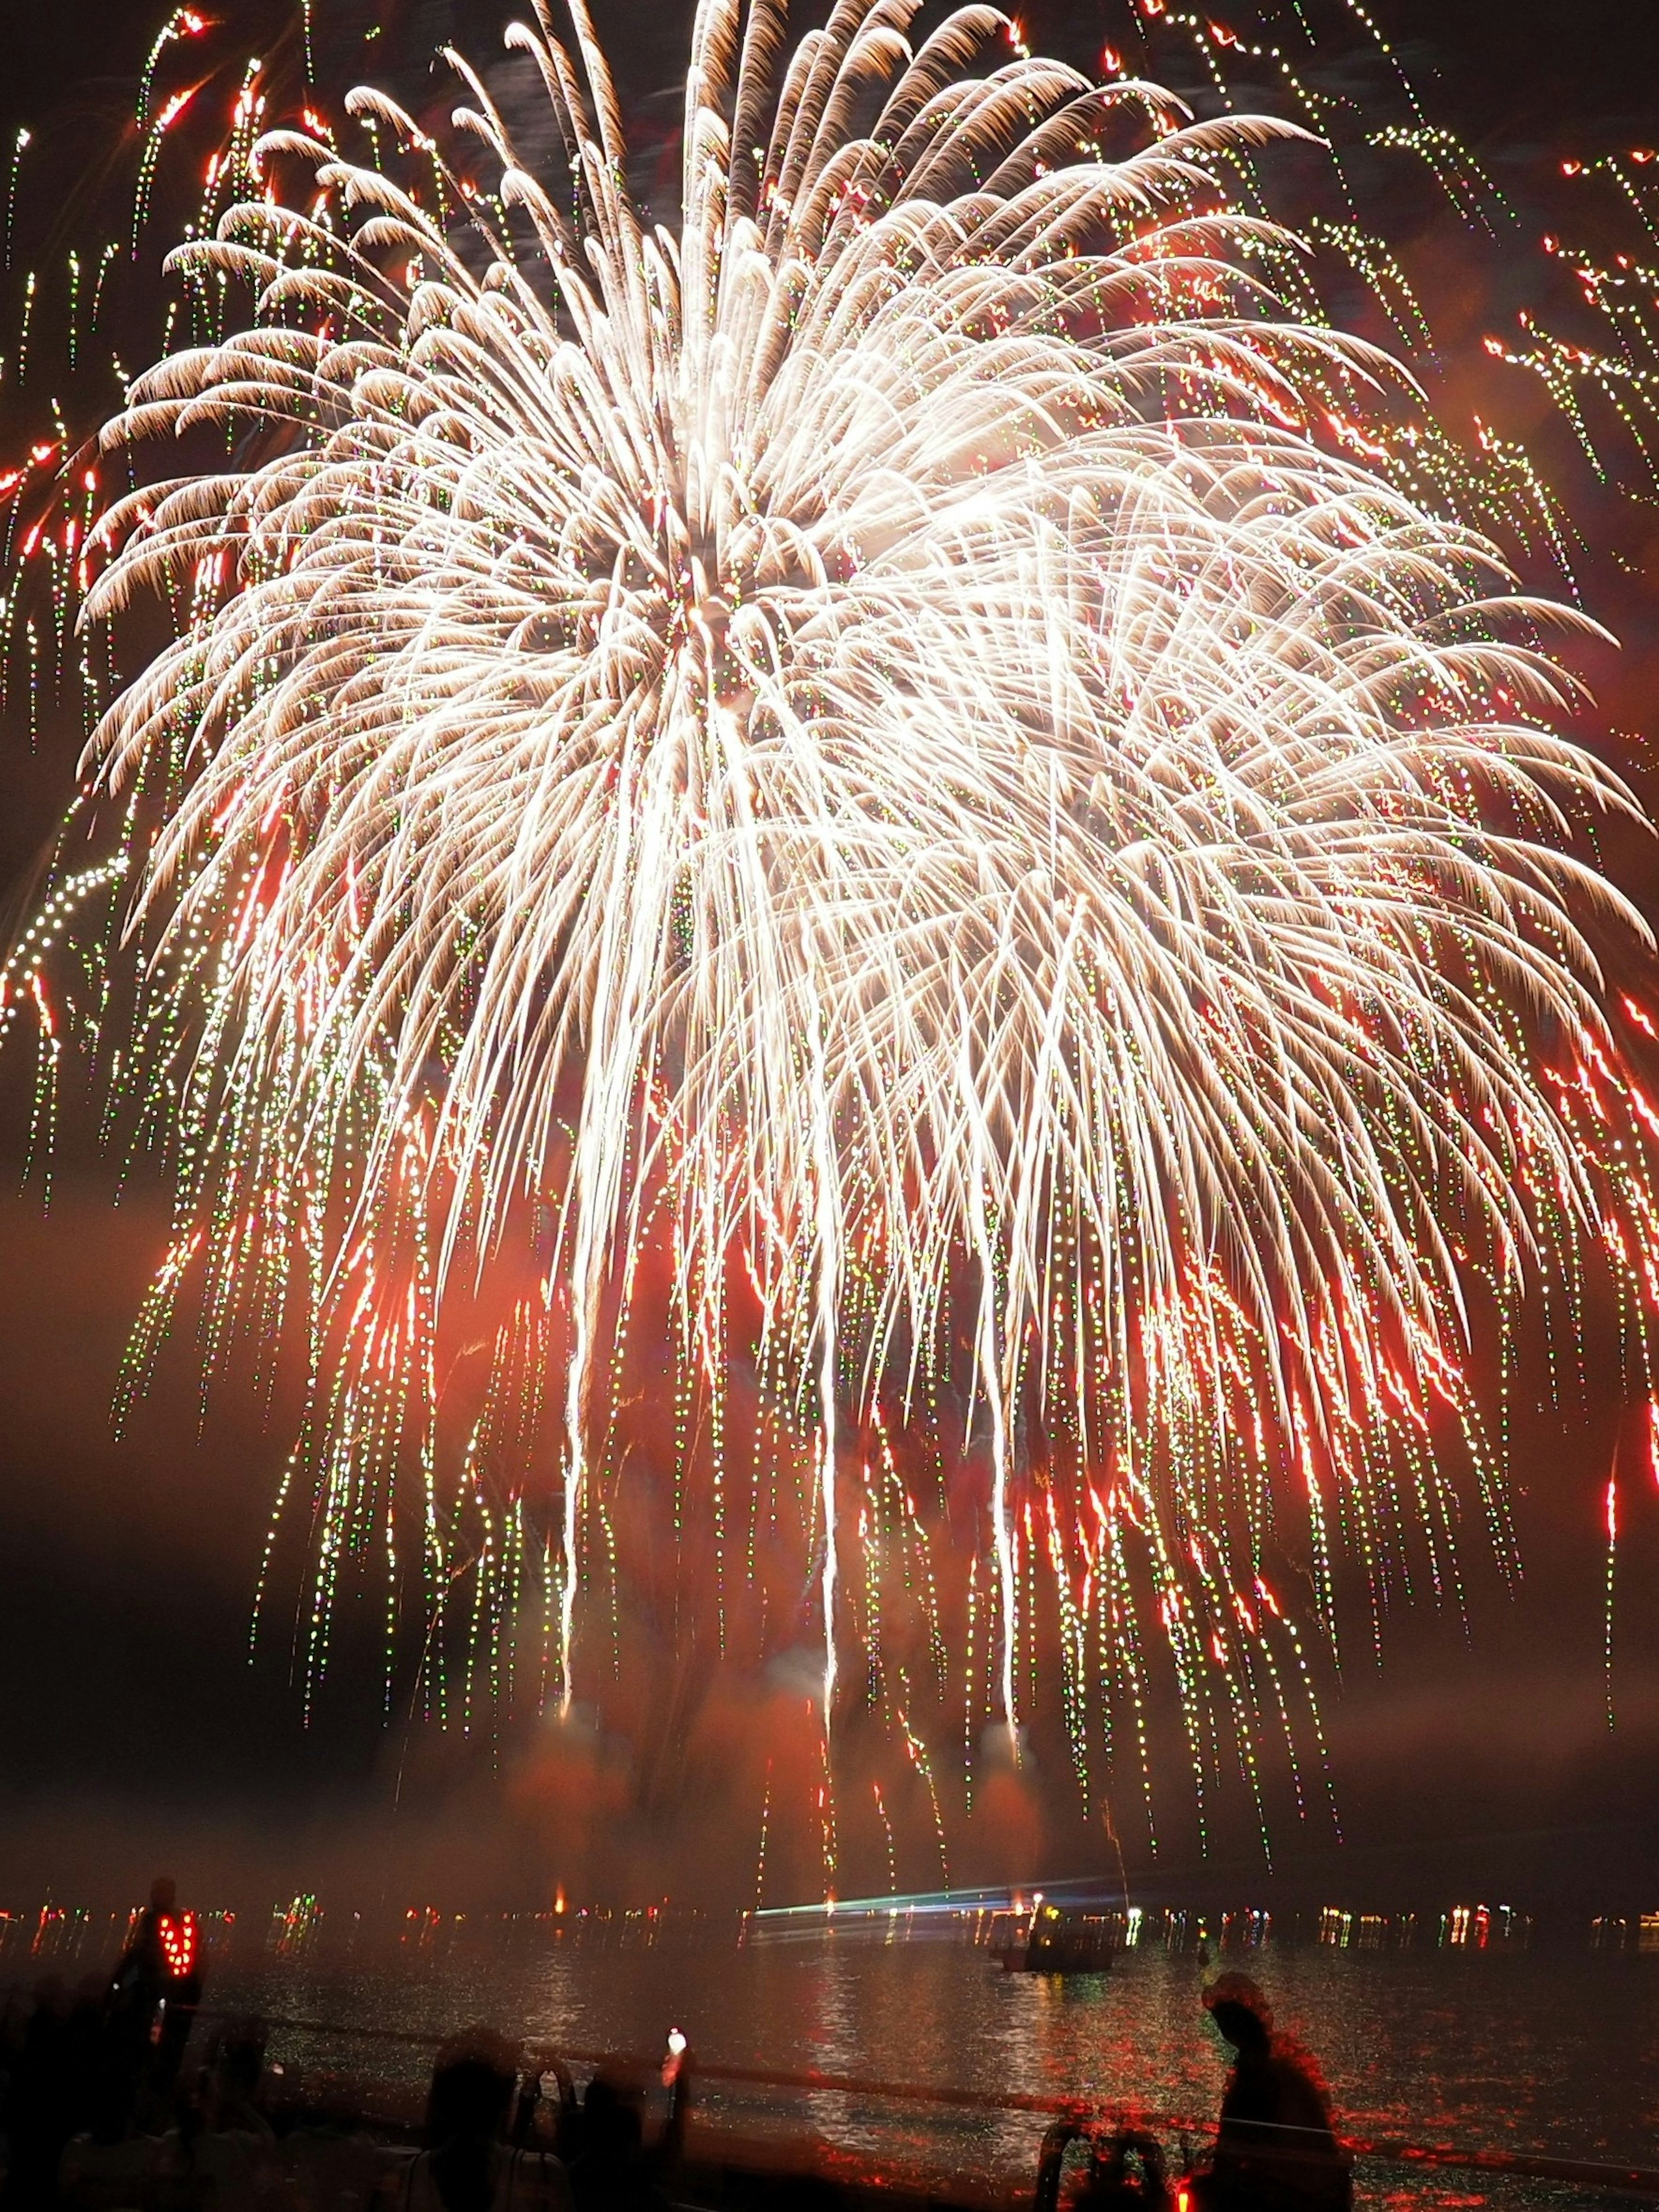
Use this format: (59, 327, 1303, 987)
(0, 1881, 1349, 2211)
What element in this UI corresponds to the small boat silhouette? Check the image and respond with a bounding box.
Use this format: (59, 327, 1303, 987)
(992, 1902, 1118, 1974)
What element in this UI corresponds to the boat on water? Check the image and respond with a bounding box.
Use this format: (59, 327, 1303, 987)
(989, 1903, 1118, 1974)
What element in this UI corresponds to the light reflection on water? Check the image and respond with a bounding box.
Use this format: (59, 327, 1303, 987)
(212, 1931, 1658, 2210)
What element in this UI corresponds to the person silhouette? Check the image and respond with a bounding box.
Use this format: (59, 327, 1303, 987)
(569, 2070, 658, 2212)
(402, 2027, 572, 2211)
(107, 1874, 204, 2121)
(0, 1976, 78, 2209)
(1192, 1973, 1351, 2212)
(568, 2042, 691, 2212)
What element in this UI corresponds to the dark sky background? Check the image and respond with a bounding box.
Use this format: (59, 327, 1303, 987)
(0, 0, 1655, 1920)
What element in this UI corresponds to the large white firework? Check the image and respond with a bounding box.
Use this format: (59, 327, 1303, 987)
(70, 0, 1658, 1807)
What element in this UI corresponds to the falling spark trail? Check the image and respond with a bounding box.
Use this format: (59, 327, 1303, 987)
(9, 0, 1659, 1850)
(1604, 1473, 1618, 1729)
(3, 131, 28, 272)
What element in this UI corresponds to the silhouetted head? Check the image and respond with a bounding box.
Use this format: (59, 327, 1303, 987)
(212, 2017, 268, 2102)
(427, 2026, 518, 2146)
(150, 1876, 178, 1913)
(1202, 1971, 1272, 2053)
(582, 2066, 645, 2162)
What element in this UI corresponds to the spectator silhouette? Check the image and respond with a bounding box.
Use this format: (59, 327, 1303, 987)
(202, 2016, 273, 2138)
(1192, 1974, 1351, 2212)
(149, 2055, 276, 2212)
(107, 1876, 204, 2125)
(58, 2069, 158, 2212)
(570, 2044, 690, 2212)
(568, 2040, 692, 2212)
(400, 2027, 571, 2211)
(569, 2070, 657, 2212)
(513, 2052, 579, 2160)
(0, 1977, 80, 2209)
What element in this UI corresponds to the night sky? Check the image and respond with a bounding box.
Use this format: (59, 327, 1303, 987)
(0, 0, 1655, 1918)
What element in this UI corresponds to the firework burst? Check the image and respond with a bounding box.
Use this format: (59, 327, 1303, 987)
(8, 0, 1659, 1860)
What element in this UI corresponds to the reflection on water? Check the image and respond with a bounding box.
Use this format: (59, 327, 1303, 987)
(200, 1928, 1656, 2210)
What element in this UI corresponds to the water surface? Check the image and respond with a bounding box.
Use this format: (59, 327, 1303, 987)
(200, 1923, 1658, 2210)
